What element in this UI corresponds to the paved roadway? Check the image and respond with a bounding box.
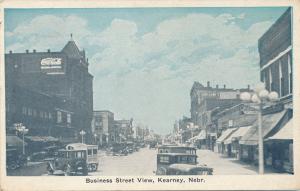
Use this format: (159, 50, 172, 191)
(91, 148, 280, 176)
(90, 147, 157, 176)
(7, 148, 281, 176)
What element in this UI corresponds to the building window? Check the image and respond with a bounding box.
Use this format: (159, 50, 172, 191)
(57, 111, 62, 123)
(40, 111, 44, 118)
(93, 149, 97, 155)
(33, 109, 37, 117)
(269, 67, 273, 91)
(49, 112, 52, 119)
(28, 108, 32, 116)
(67, 113, 71, 124)
(22, 106, 27, 115)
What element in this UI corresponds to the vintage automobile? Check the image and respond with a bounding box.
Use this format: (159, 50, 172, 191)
(155, 145, 213, 175)
(165, 163, 213, 175)
(28, 151, 48, 162)
(46, 143, 99, 176)
(112, 143, 128, 156)
(43, 145, 60, 158)
(6, 148, 27, 170)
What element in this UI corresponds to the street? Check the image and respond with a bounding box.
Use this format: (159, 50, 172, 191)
(89, 148, 279, 176)
(90, 147, 157, 176)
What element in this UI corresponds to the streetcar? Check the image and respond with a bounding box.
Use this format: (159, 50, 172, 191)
(155, 145, 213, 175)
(46, 143, 99, 176)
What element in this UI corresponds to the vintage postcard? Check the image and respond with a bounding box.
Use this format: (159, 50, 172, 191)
(0, 0, 299, 190)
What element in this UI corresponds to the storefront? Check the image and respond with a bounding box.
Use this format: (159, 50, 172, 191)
(223, 126, 252, 159)
(216, 128, 237, 154)
(265, 119, 293, 173)
(239, 109, 289, 164)
(189, 130, 206, 149)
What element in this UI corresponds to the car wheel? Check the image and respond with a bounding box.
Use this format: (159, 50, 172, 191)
(9, 162, 18, 170)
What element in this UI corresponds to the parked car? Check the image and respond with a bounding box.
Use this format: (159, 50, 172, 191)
(6, 149, 27, 170)
(165, 163, 213, 175)
(29, 151, 47, 162)
(43, 146, 60, 158)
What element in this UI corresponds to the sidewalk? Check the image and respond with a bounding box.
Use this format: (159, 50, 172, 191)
(197, 149, 285, 175)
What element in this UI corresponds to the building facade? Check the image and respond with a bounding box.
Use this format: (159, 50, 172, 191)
(5, 38, 93, 142)
(91, 110, 114, 146)
(258, 7, 292, 106)
(114, 119, 134, 143)
(257, 7, 293, 173)
(190, 81, 251, 128)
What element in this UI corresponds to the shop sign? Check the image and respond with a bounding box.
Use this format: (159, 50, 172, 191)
(41, 58, 62, 69)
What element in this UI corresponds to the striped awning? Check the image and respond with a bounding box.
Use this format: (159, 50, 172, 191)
(267, 119, 292, 140)
(240, 110, 287, 145)
(224, 126, 252, 145)
(216, 128, 237, 144)
(189, 130, 206, 141)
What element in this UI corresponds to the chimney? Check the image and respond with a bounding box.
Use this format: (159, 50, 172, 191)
(223, 84, 226, 89)
(216, 84, 219, 89)
(247, 84, 250, 90)
(9, 50, 12, 54)
(26, 50, 29, 53)
(33, 49, 36, 53)
(47, 49, 51, 53)
(207, 81, 210, 87)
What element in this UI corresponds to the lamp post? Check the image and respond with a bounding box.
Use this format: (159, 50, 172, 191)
(94, 133, 97, 145)
(15, 124, 29, 155)
(240, 83, 278, 174)
(79, 130, 86, 144)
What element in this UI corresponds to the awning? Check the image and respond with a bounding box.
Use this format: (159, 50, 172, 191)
(239, 110, 287, 145)
(189, 130, 206, 141)
(224, 126, 252, 145)
(6, 135, 27, 147)
(267, 119, 293, 140)
(25, 136, 59, 142)
(216, 128, 237, 144)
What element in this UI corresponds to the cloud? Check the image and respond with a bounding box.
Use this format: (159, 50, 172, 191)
(5, 12, 273, 134)
(5, 15, 91, 52)
(89, 13, 272, 134)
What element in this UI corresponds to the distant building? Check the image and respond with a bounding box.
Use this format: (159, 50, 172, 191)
(258, 7, 292, 107)
(114, 119, 134, 142)
(190, 81, 251, 128)
(5, 37, 93, 142)
(91, 110, 114, 146)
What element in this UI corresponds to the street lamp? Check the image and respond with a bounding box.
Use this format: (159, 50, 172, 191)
(15, 124, 29, 155)
(79, 130, 86, 144)
(240, 82, 278, 174)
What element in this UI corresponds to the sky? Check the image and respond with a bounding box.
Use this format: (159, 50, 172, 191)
(4, 7, 288, 135)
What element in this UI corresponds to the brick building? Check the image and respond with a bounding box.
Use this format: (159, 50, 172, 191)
(259, 7, 292, 106)
(91, 110, 114, 146)
(257, 7, 293, 173)
(190, 81, 251, 128)
(5, 37, 93, 142)
(114, 119, 134, 143)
